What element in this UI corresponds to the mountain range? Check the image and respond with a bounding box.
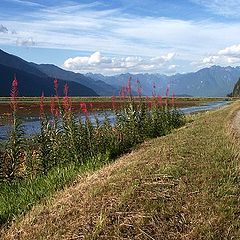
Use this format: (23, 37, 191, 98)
(31, 63, 118, 96)
(0, 49, 239, 97)
(86, 66, 240, 97)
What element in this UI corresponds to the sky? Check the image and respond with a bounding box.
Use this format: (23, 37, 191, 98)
(1, 0, 240, 75)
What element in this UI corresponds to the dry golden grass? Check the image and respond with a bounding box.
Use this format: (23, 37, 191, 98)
(1, 102, 240, 239)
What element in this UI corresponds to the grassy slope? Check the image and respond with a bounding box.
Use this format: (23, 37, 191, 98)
(1, 102, 240, 239)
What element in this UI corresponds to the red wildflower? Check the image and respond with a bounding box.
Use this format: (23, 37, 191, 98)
(80, 102, 88, 115)
(54, 96, 60, 117)
(40, 91, 45, 117)
(165, 85, 169, 106)
(50, 97, 55, 115)
(54, 78, 59, 95)
(145, 96, 151, 110)
(126, 77, 132, 95)
(112, 96, 116, 110)
(137, 79, 141, 97)
(158, 95, 162, 106)
(55, 107, 60, 117)
(89, 102, 93, 111)
(151, 95, 155, 106)
(12, 74, 18, 88)
(10, 74, 18, 112)
(121, 85, 126, 99)
(64, 83, 69, 96)
(172, 90, 175, 106)
(148, 100, 152, 110)
(62, 83, 71, 114)
(165, 84, 169, 97)
(63, 95, 71, 113)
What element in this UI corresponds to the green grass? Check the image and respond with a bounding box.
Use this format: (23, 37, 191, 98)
(0, 157, 108, 225)
(1, 102, 240, 239)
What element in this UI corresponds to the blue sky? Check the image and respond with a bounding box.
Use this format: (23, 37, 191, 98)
(1, 0, 240, 75)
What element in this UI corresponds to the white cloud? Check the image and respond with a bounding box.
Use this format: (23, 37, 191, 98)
(88, 51, 101, 64)
(16, 37, 35, 47)
(192, 0, 240, 17)
(198, 44, 240, 67)
(63, 51, 176, 75)
(218, 44, 240, 57)
(202, 56, 219, 64)
(227, 57, 240, 63)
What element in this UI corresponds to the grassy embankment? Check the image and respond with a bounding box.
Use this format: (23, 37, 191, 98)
(1, 102, 239, 239)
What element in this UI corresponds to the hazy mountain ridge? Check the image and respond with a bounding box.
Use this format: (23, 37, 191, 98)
(0, 64, 98, 97)
(0, 50, 98, 96)
(33, 64, 118, 96)
(87, 66, 240, 97)
(0, 49, 47, 78)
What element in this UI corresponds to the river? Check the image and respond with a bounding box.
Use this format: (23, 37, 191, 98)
(0, 101, 230, 140)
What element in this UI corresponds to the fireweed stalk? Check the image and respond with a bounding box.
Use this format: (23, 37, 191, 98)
(80, 102, 94, 159)
(121, 85, 126, 100)
(62, 83, 71, 117)
(38, 91, 53, 174)
(172, 90, 175, 107)
(40, 92, 45, 119)
(137, 79, 141, 98)
(89, 102, 93, 112)
(165, 84, 169, 106)
(50, 78, 61, 130)
(112, 96, 116, 111)
(62, 83, 81, 163)
(54, 78, 59, 96)
(158, 95, 163, 107)
(126, 77, 132, 96)
(3, 75, 25, 181)
(39, 79, 61, 171)
(53, 78, 61, 122)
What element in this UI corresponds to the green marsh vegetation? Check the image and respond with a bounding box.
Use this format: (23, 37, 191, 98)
(0, 76, 185, 225)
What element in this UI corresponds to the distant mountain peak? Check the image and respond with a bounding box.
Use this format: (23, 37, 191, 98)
(86, 65, 240, 97)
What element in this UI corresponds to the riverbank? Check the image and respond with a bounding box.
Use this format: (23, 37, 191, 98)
(0, 96, 234, 120)
(0, 100, 231, 140)
(1, 102, 239, 239)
